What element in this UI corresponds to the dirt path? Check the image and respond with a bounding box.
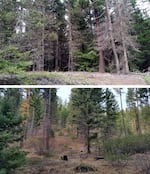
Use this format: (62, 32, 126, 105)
(62, 72, 148, 85)
(0, 72, 148, 85)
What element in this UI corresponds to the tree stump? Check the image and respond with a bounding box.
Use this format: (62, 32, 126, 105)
(61, 155, 68, 161)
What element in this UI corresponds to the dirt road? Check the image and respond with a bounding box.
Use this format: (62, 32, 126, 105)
(0, 72, 148, 85)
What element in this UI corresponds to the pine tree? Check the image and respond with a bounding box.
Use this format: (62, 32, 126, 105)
(0, 89, 26, 174)
(132, 3, 150, 71)
(42, 88, 57, 152)
(102, 88, 119, 139)
(126, 88, 142, 134)
(69, 88, 118, 153)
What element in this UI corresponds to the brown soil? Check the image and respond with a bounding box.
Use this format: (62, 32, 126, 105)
(17, 129, 150, 174)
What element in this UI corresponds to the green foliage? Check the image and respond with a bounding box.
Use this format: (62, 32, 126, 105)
(75, 50, 98, 71)
(131, 6, 150, 71)
(101, 89, 119, 140)
(0, 46, 31, 74)
(0, 60, 32, 74)
(105, 153, 129, 161)
(103, 134, 150, 156)
(69, 88, 119, 153)
(0, 148, 26, 174)
(0, 46, 21, 60)
(58, 104, 69, 128)
(0, 89, 26, 173)
(27, 9, 45, 29)
(30, 89, 43, 127)
(145, 76, 150, 85)
(50, 129, 55, 138)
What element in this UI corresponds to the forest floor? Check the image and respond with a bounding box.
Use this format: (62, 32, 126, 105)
(16, 128, 150, 174)
(0, 71, 149, 85)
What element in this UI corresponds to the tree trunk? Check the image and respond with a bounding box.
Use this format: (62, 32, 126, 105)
(119, 89, 127, 136)
(68, 3, 73, 71)
(41, 25, 45, 71)
(92, 3, 105, 73)
(105, 0, 120, 73)
(55, 37, 59, 71)
(116, 0, 129, 74)
(96, 19, 105, 73)
(87, 126, 91, 154)
(86, 90, 91, 154)
(30, 109, 35, 136)
(24, 89, 30, 139)
(40, 5, 45, 71)
(43, 89, 51, 151)
(135, 88, 142, 134)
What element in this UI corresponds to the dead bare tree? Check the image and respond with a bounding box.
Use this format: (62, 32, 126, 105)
(113, 0, 133, 74)
(105, 0, 120, 74)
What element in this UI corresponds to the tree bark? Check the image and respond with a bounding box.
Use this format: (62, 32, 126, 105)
(135, 88, 142, 134)
(92, 2, 105, 73)
(43, 89, 51, 151)
(40, 5, 45, 71)
(87, 126, 91, 154)
(119, 89, 127, 136)
(30, 109, 35, 136)
(67, 3, 73, 71)
(116, 0, 129, 74)
(55, 37, 59, 71)
(25, 89, 31, 139)
(105, 0, 120, 73)
(96, 18, 105, 73)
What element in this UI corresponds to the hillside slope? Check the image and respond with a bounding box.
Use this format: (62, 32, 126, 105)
(16, 128, 149, 174)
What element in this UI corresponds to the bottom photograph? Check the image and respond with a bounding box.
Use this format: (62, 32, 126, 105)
(0, 88, 150, 174)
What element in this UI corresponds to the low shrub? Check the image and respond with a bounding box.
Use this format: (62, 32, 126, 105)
(103, 134, 150, 156)
(74, 164, 97, 173)
(145, 76, 150, 85)
(0, 148, 26, 174)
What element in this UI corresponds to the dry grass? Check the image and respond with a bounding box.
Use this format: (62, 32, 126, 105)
(16, 154, 140, 174)
(18, 128, 150, 174)
(1, 71, 147, 85)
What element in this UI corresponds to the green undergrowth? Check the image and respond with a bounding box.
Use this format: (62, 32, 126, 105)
(18, 72, 90, 85)
(144, 76, 150, 84)
(0, 72, 89, 85)
(103, 134, 150, 160)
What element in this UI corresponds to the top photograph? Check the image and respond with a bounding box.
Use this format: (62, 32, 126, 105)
(0, 0, 149, 85)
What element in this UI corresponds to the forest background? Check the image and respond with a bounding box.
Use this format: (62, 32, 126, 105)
(0, 0, 150, 75)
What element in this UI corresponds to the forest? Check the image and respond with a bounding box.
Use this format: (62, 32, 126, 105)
(0, 0, 150, 75)
(0, 88, 150, 174)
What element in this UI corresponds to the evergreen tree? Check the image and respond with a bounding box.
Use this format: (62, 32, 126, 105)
(42, 88, 57, 152)
(0, 0, 31, 73)
(58, 99, 69, 128)
(0, 89, 26, 174)
(126, 88, 142, 134)
(102, 88, 119, 139)
(69, 88, 118, 153)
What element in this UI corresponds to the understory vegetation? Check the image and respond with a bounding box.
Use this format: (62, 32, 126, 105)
(104, 134, 150, 156)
